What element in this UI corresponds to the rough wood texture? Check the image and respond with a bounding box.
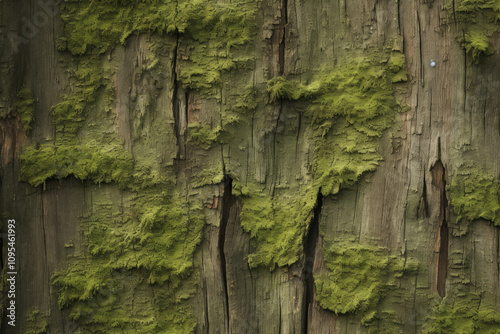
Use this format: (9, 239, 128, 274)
(1, 0, 500, 333)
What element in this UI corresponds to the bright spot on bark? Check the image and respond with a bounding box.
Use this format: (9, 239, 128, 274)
(430, 60, 436, 67)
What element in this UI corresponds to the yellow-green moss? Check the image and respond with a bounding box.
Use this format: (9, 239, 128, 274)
(187, 122, 222, 150)
(19, 141, 134, 188)
(314, 239, 418, 315)
(423, 294, 500, 333)
(52, 187, 205, 333)
(267, 51, 407, 197)
(449, 165, 500, 234)
(238, 51, 407, 270)
(15, 89, 35, 134)
(449, 0, 500, 63)
(25, 309, 48, 334)
(59, 0, 256, 95)
(237, 183, 318, 269)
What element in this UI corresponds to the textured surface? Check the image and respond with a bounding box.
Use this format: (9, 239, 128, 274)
(1, 0, 500, 333)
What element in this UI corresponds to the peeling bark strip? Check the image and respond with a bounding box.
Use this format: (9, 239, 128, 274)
(432, 158, 448, 298)
(303, 190, 323, 332)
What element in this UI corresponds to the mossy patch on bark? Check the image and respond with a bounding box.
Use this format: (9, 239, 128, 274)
(266, 51, 407, 197)
(449, 0, 500, 63)
(423, 294, 500, 333)
(15, 88, 35, 135)
(59, 0, 257, 96)
(449, 165, 500, 234)
(314, 239, 417, 314)
(25, 308, 48, 334)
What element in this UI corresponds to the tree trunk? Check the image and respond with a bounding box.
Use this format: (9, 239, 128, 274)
(1, 0, 500, 333)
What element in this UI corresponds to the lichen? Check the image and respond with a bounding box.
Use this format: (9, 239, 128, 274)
(15, 89, 35, 135)
(25, 309, 49, 334)
(314, 239, 418, 315)
(423, 294, 500, 333)
(449, 165, 500, 234)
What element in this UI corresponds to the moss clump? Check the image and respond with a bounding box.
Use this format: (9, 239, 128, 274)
(191, 167, 224, 188)
(52, 188, 205, 333)
(237, 184, 318, 269)
(449, 166, 500, 233)
(314, 240, 417, 314)
(19, 141, 134, 188)
(450, 0, 500, 63)
(59, 0, 256, 95)
(15, 89, 35, 134)
(51, 60, 111, 138)
(266, 77, 306, 102)
(25, 309, 48, 334)
(423, 295, 500, 333)
(267, 52, 407, 197)
(187, 122, 222, 150)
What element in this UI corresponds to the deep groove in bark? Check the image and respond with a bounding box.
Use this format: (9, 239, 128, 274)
(171, 32, 186, 160)
(219, 175, 234, 331)
(278, 0, 287, 74)
(303, 190, 323, 333)
(432, 143, 448, 297)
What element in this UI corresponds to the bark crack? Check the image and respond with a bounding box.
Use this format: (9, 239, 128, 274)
(278, 0, 287, 74)
(171, 31, 187, 160)
(432, 140, 448, 298)
(303, 190, 323, 333)
(219, 175, 235, 332)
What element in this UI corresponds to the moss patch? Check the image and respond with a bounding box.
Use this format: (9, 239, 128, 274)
(15, 89, 35, 135)
(52, 186, 205, 333)
(449, 165, 500, 234)
(237, 183, 318, 269)
(314, 239, 417, 315)
(25, 309, 48, 334)
(450, 0, 500, 63)
(266, 51, 407, 197)
(423, 294, 500, 333)
(20, 141, 134, 189)
(59, 0, 256, 95)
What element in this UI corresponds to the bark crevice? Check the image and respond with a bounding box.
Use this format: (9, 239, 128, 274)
(431, 143, 448, 298)
(303, 190, 323, 332)
(219, 175, 235, 332)
(171, 32, 187, 160)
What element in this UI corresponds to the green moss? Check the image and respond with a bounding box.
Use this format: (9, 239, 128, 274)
(19, 141, 134, 188)
(51, 59, 111, 138)
(187, 122, 222, 150)
(266, 77, 306, 102)
(238, 52, 407, 270)
(15, 89, 35, 135)
(450, 0, 500, 63)
(449, 165, 500, 234)
(423, 294, 500, 333)
(59, 0, 256, 95)
(25, 309, 48, 334)
(238, 184, 318, 269)
(267, 52, 406, 197)
(191, 167, 224, 188)
(314, 239, 417, 315)
(52, 187, 205, 333)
